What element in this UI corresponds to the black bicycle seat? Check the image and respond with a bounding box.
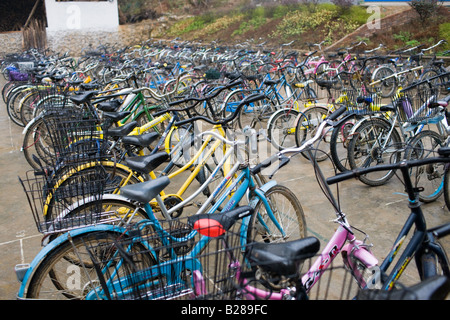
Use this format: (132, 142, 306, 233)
(106, 121, 137, 137)
(246, 237, 320, 276)
(70, 91, 98, 105)
(120, 176, 170, 204)
(122, 131, 160, 148)
(125, 152, 169, 175)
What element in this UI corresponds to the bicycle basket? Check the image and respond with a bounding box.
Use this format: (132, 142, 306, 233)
(18, 168, 119, 234)
(347, 91, 384, 116)
(240, 250, 362, 300)
(392, 81, 440, 123)
(75, 216, 250, 300)
(37, 111, 107, 169)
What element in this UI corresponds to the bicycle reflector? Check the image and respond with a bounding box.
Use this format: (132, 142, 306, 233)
(193, 219, 226, 237)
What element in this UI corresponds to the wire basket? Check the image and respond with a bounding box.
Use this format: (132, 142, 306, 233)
(18, 167, 120, 235)
(73, 216, 251, 300)
(240, 250, 363, 300)
(36, 111, 107, 170)
(392, 81, 440, 123)
(31, 84, 73, 116)
(346, 91, 385, 116)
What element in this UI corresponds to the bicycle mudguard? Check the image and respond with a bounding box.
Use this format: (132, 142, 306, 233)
(248, 180, 277, 208)
(16, 224, 125, 299)
(21, 112, 40, 135)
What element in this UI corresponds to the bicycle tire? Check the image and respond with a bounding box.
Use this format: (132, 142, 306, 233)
(347, 118, 402, 186)
(404, 130, 446, 203)
(22, 115, 55, 170)
(19, 90, 40, 126)
(416, 239, 450, 281)
(6, 86, 30, 126)
(329, 114, 362, 172)
(444, 166, 450, 211)
(237, 95, 277, 132)
(267, 108, 300, 150)
(26, 231, 155, 299)
(294, 106, 331, 162)
(371, 66, 397, 98)
(247, 185, 306, 244)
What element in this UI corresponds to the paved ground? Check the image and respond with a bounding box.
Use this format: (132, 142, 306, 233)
(0, 77, 449, 299)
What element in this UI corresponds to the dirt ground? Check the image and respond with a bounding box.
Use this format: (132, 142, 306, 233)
(0, 76, 449, 300)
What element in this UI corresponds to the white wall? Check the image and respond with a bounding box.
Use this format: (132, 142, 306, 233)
(45, 0, 119, 31)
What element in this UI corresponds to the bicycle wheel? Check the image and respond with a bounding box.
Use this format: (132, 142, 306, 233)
(222, 89, 246, 130)
(294, 106, 331, 162)
(404, 130, 446, 203)
(268, 108, 300, 150)
(247, 185, 306, 244)
(371, 66, 397, 98)
(237, 95, 277, 133)
(329, 114, 362, 172)
(416, 239, 450, 281)
(26, 231, 155, 299)
(6, 86, 30, 126)
(18, 90, 40, 126)
(347, 118, 402, 186)
(314, 62, 330, 82)
(22, 115, 56, 170)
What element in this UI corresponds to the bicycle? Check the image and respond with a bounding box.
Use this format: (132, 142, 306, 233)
(16, 94, 306, 299)
(346, 74, 450, 188)
(252, 107, 450, 296)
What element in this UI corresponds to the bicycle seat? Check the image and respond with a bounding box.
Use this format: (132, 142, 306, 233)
(125, 151, 169, 175)
(246, 237, 320, 276)
(102, 111, 130, 123)
(70, 91, 98, 105)
(106, 121, 138, 137)
(263, 79, 280, 86)
(119, 176, 170, 204)
(188, 206, 254, 237)
(97, 99, 122, 112)
(122, 131, 160, 148)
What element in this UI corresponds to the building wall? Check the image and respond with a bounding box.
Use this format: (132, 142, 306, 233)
(0, 21, 153, 57)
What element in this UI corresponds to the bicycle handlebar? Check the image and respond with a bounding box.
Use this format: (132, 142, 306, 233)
(132, 70, 189, 100)
(252, 106, 347, 177)
(326, 149, 450, 185)
(174, 92, 267, 126)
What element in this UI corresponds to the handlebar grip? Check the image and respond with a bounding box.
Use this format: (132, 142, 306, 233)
(326, 106, 347, 121)
(251, 153, 279, 175)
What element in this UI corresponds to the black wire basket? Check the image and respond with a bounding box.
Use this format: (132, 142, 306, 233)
(18, 167, 119, 235)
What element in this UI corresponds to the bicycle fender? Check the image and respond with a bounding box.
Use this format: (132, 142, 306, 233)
(17, 224, 124, 298)
(248, 180, 277, 208)
(21, 114, 39, 135)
